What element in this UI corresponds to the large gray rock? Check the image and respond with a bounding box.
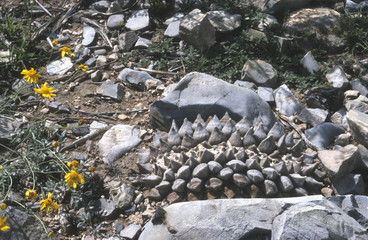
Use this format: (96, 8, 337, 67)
(125, 9, 150, 31)
(139, 195, 368, 240)
(318, 144, 360, 179)
(283, 8, 343, 51)
(326, 65, 349, 89)
(274, 84, 302, 116)
(149, 72, 277, 132)
(107, 14, 125, 29)
(118, 31, 138, 52)
(298, 108, 328, 126)
(206, 11, 241, 32)
(347, 110, 368, 148)
(300, 51, 319, 74)
(164, 21, 181, 38)
(241, 60, 278, 88)
(0, 207, 49, 239)
(305, 122, 345, 150)
(332, 174, 365, 195)
(98, 125, 141, 163)
(351, 78, 368, 97)
(179, 9, 216, 51)
(110, 183, 135, 209)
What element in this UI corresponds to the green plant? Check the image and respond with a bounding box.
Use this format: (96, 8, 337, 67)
(340, 11, 368, 55)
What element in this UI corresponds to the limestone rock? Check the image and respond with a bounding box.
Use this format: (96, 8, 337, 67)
(347, 110, 368, 149)
(126, 9, 150, 31)
(98, 125, 141, 163)
(305, 123, 345, 150)
(82, 26, 96, 46)
(207, 11, 241, 32)
(47, 57, 73, 75)
(109, 183, 135, 209)
(326, 66, 349, 89)
(179, 9, 215, 52)
(149, 72, 277, 132)
(96, 81, 125, 100)
(107, 14, 125, 29)
(241, 60, 278, 88)
(283, 8, 343, 52)
(274, 84, 302, 116)
(318, 144, 360, 179)
(298, 108, 328, 126)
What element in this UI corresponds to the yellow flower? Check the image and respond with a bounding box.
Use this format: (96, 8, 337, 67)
(89, 165, 96, 173)
(51, 141, 58, 148)
(39, 192, 58, 214)
(33, 82, 56, 100)
(21, 68, 41, 83)
(78, 64, 88, 72)
(25, 190, 38, 200)
(78, 119, 85, 125)
(65, 168, 85, 189)
(0, 166, 2, 171)
(0, 203, 6, 210)
(67, 160, 79, 168)
(0, 216, 10, 232)
(59, 46, 75, 57)
(52, 40, 58, 46)
(49, 232, 54, 238)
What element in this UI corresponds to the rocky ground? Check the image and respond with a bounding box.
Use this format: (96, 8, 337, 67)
(1, 0, 368, 239)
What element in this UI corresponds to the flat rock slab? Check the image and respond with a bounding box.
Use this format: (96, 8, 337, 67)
(139, 195, 368, 240)
(98, 125, 141, 163)
(318, 144, 360, 179)
(47, 57, 73, 75)
(149, 72, 277, 132)
(305, 122, 345, 150)
(347, 110, 368, 149)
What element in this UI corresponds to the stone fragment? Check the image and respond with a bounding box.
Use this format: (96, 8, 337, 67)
(332, 174, 365, 195)
(110, 183, 135, 209)
(305, 123, 345, 150)
(120, 224, 141, 240)
(347, 110, 368, 148)
(167, 125, 181, 146)
(181, 133, 196, 148)
(300, 51, 319, 74)
(179, 9, 215, 51)
(206, 115, 222, 133)
(274, 84, 302, 116)
(253, 123, 267, 144)
(118, 68, 161, 91)
(267, 122, 284, 141)
(222, 119, 236, 138)
(304, 176, 324, 192)
(163, 169, 175, 182)
(185, 157, 199, 170)
(91, 70, 102, 82)
(298, 108, 328, 126)
(273, 162, 288, 175)
(118, 32, 138, 52)
(326, 66, 349, 89)
(82, 26, 96, 46)
(207, 11, 241, 32)
(164, 21, 181, 38)
(245, 159, 262, 171)
(258, 87, 274, 104)
(126, 9, 150, 31)
(134, 37, 152, 49)
(167, 192, 182, 204)
(107, 14, 125, 29)
(97, 81, 125, 100)
(318, 144, 360, 179)
(241, 60, 278, 88)
(235, 116, 251, 136)
(47, 57, 73, 75)
(350, 78, 368, 96)
(98, 125, 141, 163)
